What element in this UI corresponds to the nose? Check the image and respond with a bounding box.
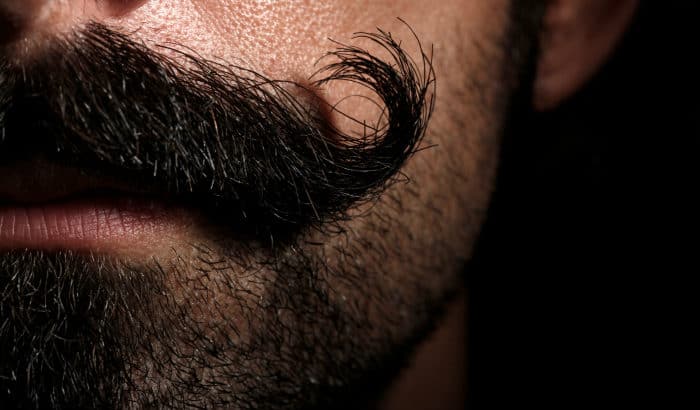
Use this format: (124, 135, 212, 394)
(0, 0, 147, 45)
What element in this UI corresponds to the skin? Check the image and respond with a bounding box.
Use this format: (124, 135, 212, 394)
(0, 0, 639, 408)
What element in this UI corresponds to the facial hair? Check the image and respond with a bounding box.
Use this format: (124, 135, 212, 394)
(0, 23, 433, 244)
(0, 22, 442, 409)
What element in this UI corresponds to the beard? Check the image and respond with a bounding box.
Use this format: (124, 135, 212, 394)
(0, 22, 447, 409)
(0, 246, 438, 409)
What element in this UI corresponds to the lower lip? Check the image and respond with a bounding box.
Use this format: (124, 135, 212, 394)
(0, 198, 182, 252)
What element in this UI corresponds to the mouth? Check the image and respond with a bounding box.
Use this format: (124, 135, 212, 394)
(0, 158, 192, 254)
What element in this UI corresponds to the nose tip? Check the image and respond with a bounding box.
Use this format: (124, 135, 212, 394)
(0, 0, 148, 45)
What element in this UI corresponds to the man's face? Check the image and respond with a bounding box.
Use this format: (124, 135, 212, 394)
(0, 1, 525, 408)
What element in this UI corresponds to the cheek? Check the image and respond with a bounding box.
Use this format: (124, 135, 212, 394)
(107, 1, 501, 75)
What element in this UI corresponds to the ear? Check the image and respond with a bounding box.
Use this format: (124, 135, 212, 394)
(533, 0, 639, 111)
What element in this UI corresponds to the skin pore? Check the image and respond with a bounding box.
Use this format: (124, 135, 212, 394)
(0, 1, 547, 408)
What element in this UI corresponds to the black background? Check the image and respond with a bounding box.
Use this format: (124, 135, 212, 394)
(466, 1, 697, 408)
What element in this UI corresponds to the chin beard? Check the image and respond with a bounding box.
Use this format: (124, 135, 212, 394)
(0, 243, 444, 410)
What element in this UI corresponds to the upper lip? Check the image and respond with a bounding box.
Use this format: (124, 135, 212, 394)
(0, 157, 147, 204)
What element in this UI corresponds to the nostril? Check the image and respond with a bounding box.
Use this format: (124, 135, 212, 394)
(0, 1, 38, 44)
(103, 0, 149, 17)
(0, 0, 149, 45)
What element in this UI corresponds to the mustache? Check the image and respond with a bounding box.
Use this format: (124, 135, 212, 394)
(0, 23, 434, 244)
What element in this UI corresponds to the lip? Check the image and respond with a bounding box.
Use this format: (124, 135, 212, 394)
(0, 158, 187, 253)
(0, 197, 186, 253)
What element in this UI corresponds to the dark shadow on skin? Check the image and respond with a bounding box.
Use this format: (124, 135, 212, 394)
(467, 2, 699, 408)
